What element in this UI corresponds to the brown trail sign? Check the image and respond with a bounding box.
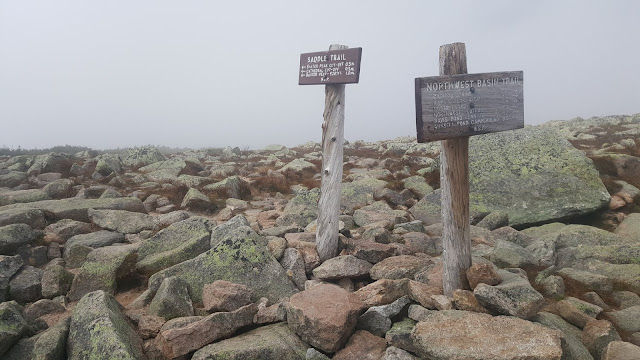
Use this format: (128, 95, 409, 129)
(415, 43, 524, 296)
(299, 44, 362, 262)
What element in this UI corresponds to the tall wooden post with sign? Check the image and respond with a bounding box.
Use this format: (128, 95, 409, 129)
(299, 45, 362, 262)
(415, 42, 524, 296)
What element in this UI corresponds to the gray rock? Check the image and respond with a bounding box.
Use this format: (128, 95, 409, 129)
(341, 178, 387, 214)
(603, 305, 640, 333)
(88, 208, 155, 234)
(312, 255, 373, 280)
(64, 230, 125, 268)
(474, 270, 544, 319)
(148, 276, 194, 320)
(382, 346, 418, 360)
(41, 262, 74, 299)
(0, 171, 28, 188)
(0, 189, 51, 206)
(66, 244, 138, 301)
(0, 208, 47, 229)
(276, 188, 320, 228)
(3, 334, 40, 360)
(280, 248, 307, 290)
(68, 290, 146, 360)
(95, 154, 122, 176)
(557, 297, 603, 329)
(0, 224, 38, 255)
(0, 197, 147, 223)
(306, 347, 331, 360)
(484, 240, 535, 269)
(136, 217, 212, 276)
(180, 187, 213, 210)
(134, 225, 297, 307)
(476, 211, 509, 230)
(24, 298, 65, 321)
(0, 301, 32, 357)
(0, 255, 23, 301)
(611, 291, 640, 309)
(353, 201, 406, 227)
(43, 179, 74, 199)
(203, 175, 251, 199)
(32, 316, 70, 360)
(402, 176, 433, 198)
(601, 341, 640, 360)
(358, 295, 411, 336)
(558, 267, 614, 295)
(9, 265, 43, 303)
(191, 322, 307, 360)
(43, 219, 92, 244)
(533, 312, 594, 360)
(121, 146, 166, 168)
(385, 317, 418, 353)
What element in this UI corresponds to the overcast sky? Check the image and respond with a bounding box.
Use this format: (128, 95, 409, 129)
(1, 1, 638, 150)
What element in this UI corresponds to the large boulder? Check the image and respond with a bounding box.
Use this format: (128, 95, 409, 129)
(411, 310, 563, 360)
(287, 283, 363, 353)
(474, 270, 544, 320)
(67, 290, 146, 360)
(0, 223, 38, 255)
(0, 255, 23, 301)
(9, 265, 43, 303)
(533, 312, 593, 360)
(203, 176, 251, 200)
(64, 230, 125, 268)
(0, 197, 147, 222)
(95, 154, 123, 176)
(0, 171, 28, 188)
(191, 323, 307, 360)
(341, 178, 387, 214)
(88, 208, 155, 234)
(66, 244, 138, 301)
(276, 188, 320, 228)
(0, 208, 47, 229)
(121, 146, 166, 168)
(135, 224, 298, 307)
(136, 217, 212, 276)
(412, 127, 610, 228)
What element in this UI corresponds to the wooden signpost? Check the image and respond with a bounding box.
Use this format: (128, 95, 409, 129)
(415, 43, 524, 296)
(299, 45, 362, 262)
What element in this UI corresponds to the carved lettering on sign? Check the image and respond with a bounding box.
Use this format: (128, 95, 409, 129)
(415, 71, 524, 142)
(299, 48, 362, 85)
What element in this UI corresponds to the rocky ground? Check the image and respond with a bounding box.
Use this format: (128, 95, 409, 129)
(1, 113, 639, 360)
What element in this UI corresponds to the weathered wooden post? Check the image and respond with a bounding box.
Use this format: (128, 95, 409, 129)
(298, 45, 362, 262)
(415, 42, 524, 296)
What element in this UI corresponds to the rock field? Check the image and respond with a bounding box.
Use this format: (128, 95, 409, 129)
(1, 113, 640, 359)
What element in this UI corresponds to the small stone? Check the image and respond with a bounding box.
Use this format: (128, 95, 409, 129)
(466, 263, 500, 289)
(431, 294, 453, 310)
(332, 330, 387, 360)
(382, 346, 418, 360)
(452, 289, 488, 313)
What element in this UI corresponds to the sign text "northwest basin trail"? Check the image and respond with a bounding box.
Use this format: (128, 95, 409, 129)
(299, 47, 362, 85)
(415, 71, 524, 142)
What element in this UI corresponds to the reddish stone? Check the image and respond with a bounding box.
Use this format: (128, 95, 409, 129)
(333, 330, 387, 360)
(202, 280, 253, 313)
(354, 279, 409, 308)
(465, 263, 501, 290)
(407, 280, 440, 309)
(155, 302, 257, 359)
(452, 289, 489, 313)
(287, 283, 363, 353)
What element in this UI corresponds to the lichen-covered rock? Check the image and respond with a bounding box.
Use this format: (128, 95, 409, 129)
(0, 301, 32, 357)
(43, 219, 93, 244)
(148, 276, 194, 320)
(341, 178, 387, 214)
(191, 322, 307, 360)
(32, 316, 70, 360)
(0, 208, 47, 229)
(357, 296, 411, 337)
(63, 230, 125, 268)
(411, 310, 563, 360)
(180, 187, 213, 211)
(66, 244, 138, 301)
(369, 255, 431, 281)
(203, 280, 253, 313)
(95, 154, 123, 176)
(121, 146, 166, 168)
(0, 171, 28, 188)
(136, 225, 297, 307)
(276, 188, 320, 228)
(312, 255, 373, 281)
(533, 312, 594, 360)
(67, 290, 146, 360)
(401, 175, 433, 198)
(0, 223, 38, 255)
(136, 217, 211, 276)
(203, 176, 251, 199)
(0, 255, 23, 301)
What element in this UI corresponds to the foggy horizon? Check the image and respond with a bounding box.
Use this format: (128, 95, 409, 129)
(1, 1, 639, 150)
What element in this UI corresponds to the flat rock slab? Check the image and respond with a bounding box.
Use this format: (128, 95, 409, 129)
(88, 208, 155, 234)
(68, 290, 146, 360)
(312, 255, 373, 280)
(0, 197, 147, 222)
(411, 310, 563, 360)
(191, 323, 307, 360)
(474, 270, 544, 319)
(287, 283, 363, 353)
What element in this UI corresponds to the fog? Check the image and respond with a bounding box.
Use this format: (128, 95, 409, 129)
(1, 1, 638, 150)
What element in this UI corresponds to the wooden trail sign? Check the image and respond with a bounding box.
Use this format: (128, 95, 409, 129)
(299, 44, 361, 262)
(415, 43, 525, 296)
(299, 47, 362, 85)
(415, 71, 524, 142)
